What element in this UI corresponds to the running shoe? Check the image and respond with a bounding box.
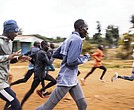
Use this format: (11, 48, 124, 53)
(42, 91, 51, 98)
(111, 72, 119, 82)
(36, 90, 44, 98)
(99, 79, 105, 83)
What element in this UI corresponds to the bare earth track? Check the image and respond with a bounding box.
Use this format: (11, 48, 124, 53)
(0, 60, 134, 110)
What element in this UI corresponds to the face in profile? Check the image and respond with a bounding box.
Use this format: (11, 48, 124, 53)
(7, 32, 18, 41)
(41, 42, 49, 52)
(79, 22, 88, 38)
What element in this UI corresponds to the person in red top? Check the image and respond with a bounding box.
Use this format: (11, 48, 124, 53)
(80, 45, 107, 85)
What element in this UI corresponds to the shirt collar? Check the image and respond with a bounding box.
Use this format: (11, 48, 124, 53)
(72, 31, 83, 40)
(72, 31, 80, 36)
(0, 36, 10, 42)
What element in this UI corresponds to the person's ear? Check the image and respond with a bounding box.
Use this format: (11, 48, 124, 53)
(79, 27, 83, 32)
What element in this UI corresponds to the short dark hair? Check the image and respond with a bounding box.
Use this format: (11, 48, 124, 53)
(33, 41, 40, 46)
(41, 40, 48, 48)
(98, 45, 104, 50)
(74, 19, 85, 29)
(50, 43, 55, 49)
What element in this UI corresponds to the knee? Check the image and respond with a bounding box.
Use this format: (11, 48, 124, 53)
(22, 78, 28, 82)
(104, 68, 107, 72)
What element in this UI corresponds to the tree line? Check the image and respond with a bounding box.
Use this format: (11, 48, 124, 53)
(18, 15, 134, 59)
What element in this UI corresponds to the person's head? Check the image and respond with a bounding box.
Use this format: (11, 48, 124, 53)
(41, 40, 49, 52)
(33, 41, 40, 48)
(50, 43, 55, 49)
(3, 20, 19, 41)
(98, 45, 104, 50)
(74, 19, 88, 38)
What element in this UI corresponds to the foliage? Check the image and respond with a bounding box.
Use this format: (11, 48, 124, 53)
(82, 40, 93, 54)
(96, 21, 101, 33)
(31, 34, 66, 43)
(130, 15, 134, 27)
(93, 33, 103, 44)
(32, 34, 46, 40)
(105, 25, 119, 48)
(116, 51, 131, 59)
(53, 36, 66, 43)
(92, 21, 104, 44)
(116, 33, 133, 59)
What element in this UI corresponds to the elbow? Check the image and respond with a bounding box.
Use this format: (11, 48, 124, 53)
(67, 60, 77, 66)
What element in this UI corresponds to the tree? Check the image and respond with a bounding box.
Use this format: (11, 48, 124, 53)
(105, 25, 119, 48)
(93, 21, 103, 44)
(130, 15, 134, 28)
(116, 33, 133, 59)
(96, 21, 101, 33)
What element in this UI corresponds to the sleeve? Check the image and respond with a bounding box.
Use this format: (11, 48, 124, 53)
(24, 50, 31, 56)
(53, 46, 63, 60)
(0, 42, 9, 63)
(0, 55, 9, 63)
(66, 40, 87, 66)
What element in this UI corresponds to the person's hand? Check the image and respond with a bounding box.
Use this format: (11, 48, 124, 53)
(18, 55, 32, 62)
(13, 49, 22, 56)
(8, 71, 13, 84)
(84, 53, 90, 61)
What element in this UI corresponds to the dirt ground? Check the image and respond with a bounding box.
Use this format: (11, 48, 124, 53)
(0, 60, 134, 110)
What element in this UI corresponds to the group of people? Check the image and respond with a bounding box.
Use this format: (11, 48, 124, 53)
(0, 19, 133, 110)
(0, 19, 57, 110)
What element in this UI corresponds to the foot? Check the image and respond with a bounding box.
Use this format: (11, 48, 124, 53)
(80, 78, 85, 86)
(111, 72, 119, 82)
(36, 90, 44, 98)
(42, 91, 51, 98)
(99, 79, 105, 83)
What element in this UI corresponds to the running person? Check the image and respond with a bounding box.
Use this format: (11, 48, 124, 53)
(81, 45, 107, 85)
(21, 40, 56, 107)
(36, 43, 56, 98)
(0, 20, 30, 110)
(10, 41, 40, 86)
(111, 49, 134, 81)
(46, 43, 55, 71)
(36, 19, 90, 110)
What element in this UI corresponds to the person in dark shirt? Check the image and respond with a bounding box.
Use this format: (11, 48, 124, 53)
(21, 40, 56, 107)
(45, 43, 55, 71)
(10, 41, 40, 86)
